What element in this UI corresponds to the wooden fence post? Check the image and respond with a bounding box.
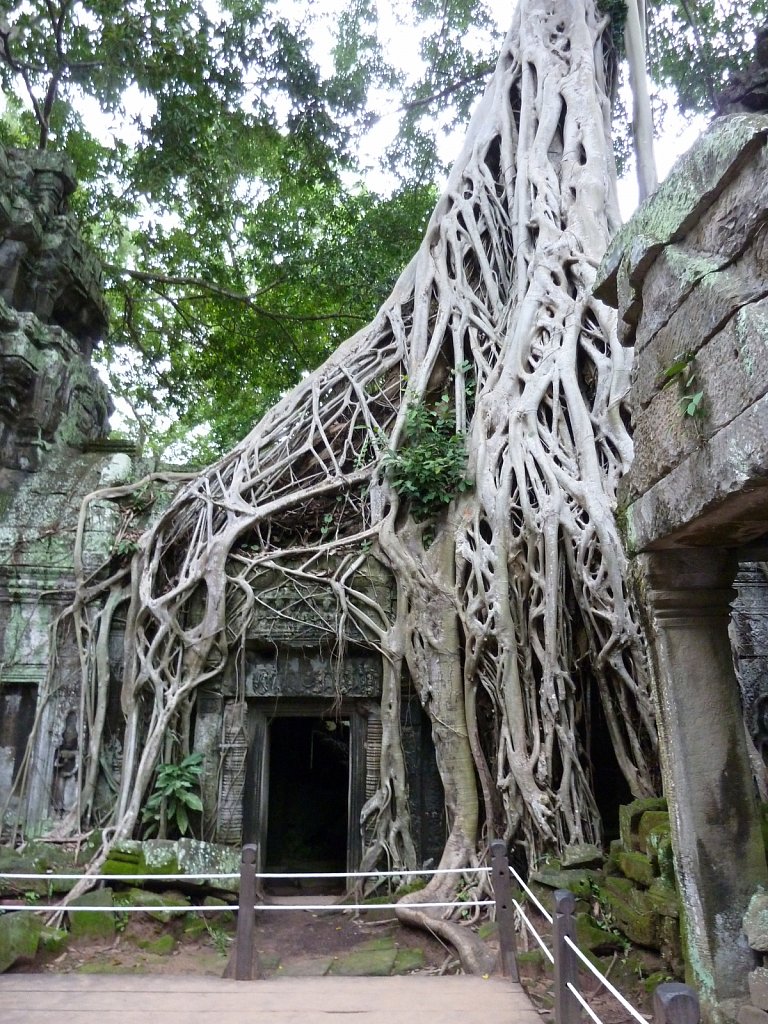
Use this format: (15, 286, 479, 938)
(231, 843, 262, 981)
(553, 889, 579, 1024)
(489, 840, 520, 981)
(654, 983, 700, 1024)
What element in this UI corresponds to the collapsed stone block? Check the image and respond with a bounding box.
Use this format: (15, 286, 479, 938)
(745, 890, 768, 952)
(750, 967, 768, 1012)
(0, 910, 43, 972)
(68, 887, 115, 941)
(619, 797, 668, 852)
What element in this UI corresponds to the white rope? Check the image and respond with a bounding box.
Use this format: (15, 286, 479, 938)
(512, 899, 554, 964)
(0, 899, 495, 914)
(0, 867, 491, 882)
(568, 981, 606, 1024)
(564, 935, 649, 1024)
(507, 865, 553, 924)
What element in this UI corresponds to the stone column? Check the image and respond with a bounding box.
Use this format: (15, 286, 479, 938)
(642, 548, 768, 1019)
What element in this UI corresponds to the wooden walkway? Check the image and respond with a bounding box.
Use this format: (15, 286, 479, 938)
(1, 973, 542, 1024)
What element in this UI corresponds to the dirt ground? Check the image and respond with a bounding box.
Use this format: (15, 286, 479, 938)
(12, 898, 460, 978)
(9, 897, 658, 1024)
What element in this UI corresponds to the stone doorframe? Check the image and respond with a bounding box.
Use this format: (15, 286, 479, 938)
(241, 698, 377, 877)
(639, 546, 768, 1013)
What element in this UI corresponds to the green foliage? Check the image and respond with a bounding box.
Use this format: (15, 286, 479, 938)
(383, 386, 471, 523)
(661, 350, 704, 418)
(141, 753, 203, 838)
(2, 0, 763, 458)
(1, 0, 436, 459)
(647, 1, 768, 116)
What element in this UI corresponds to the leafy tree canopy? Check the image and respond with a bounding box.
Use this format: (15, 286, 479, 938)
(0, 0, 766, 460)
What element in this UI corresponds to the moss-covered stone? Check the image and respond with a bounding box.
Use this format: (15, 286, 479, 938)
(575, 912, 626, 954)
(329, 946, 398, 976)
(68, 887, 115, 941)
(0, 910, 43, 972)
(183, 914, 207, 938)
(648, 878, 680, 919)
(120, 886, 190, 922)
(647, 824, 676, 885)
(617, 850, 655, 887)
(530, 867, 598, 899)
(619, 797, 668, 852)
(561, 843, 605, 869)
(392, 948, 424, 974)
(39, 926, 69, 955)
(604, 885, 659, 949)
(203, 894, 234, 924)
(659, 915, 684, 975)
(637, 811, 670, 851)
(604, 874, 635, 898)
(0, 843, 80, 896)
(137, 934, 175, 955)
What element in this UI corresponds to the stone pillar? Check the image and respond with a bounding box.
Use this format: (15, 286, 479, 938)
(642, 548, 768, 1018)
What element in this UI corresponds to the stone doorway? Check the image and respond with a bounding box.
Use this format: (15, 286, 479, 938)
(265, 716, 350, 888)
(241, 700, 370, 887)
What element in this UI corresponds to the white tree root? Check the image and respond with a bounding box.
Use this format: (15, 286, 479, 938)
(17, 0, 659, 966)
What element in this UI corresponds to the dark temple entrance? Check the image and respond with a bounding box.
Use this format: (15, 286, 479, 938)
(266, 716, 350, 886)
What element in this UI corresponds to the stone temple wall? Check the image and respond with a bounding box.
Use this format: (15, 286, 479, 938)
(595, 115, 768, 1019)
(0, 147, 139, 832)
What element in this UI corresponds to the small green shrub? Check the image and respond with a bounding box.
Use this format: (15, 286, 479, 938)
(383, 392, 471, 522)
(142, 753, 204, 838)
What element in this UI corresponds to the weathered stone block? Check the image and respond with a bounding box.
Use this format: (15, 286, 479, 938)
(638, 810, 670, 852)
(122, 887, 190, 922)
(575, 912, 625, 954)
(619, 797, 668, 852)
(595, 115, 768, 308)
(529, 867, 598, 900)
(745, 890, 768, 952)
(630, 245, 720, 357)
(738, 1005, 768, 1024)
(626, 390, 768, 551)
(39, 926, 68, 955)
(0, 910, 42, 972)
(604, 874, 635, 898)
(659, 915, 684, 975)
(604, 885, 659, 949)
(632, 253, 768, 411)
(630, 387, 700, 498)
(617, 850, 656, 887)
(138, 934, 175, 955)
(648, 878, 680, 919)
(68, 887, 115, 941)
(696, 299, 768, 433)
(560, 843, 605, 869)
(749, 966, 768, 1011)
(106, 838, 240, 893)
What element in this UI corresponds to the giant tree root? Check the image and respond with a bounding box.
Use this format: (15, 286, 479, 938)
(20, 0, 658, 893)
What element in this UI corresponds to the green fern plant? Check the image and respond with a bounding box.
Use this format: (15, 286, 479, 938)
(142, 753, 204, 838)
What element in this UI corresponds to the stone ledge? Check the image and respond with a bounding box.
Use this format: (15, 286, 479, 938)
(595, 114, 768, 312)
(626, 389, 768, 551)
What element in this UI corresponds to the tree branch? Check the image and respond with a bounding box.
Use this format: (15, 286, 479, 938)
(399, 65, 494, 116)
(104, 264, 367, 324)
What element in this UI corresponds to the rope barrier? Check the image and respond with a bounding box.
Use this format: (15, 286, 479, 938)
(0, 866, 491, 883)
(0, 899, 494, 914)
(568, 982, 605, 1024)
(507, 864, 553, 924)
(564, 934, 650, 1024)
(511, 898, 554, 964)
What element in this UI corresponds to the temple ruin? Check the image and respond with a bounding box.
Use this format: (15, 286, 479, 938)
(0, 149, 445, 876)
